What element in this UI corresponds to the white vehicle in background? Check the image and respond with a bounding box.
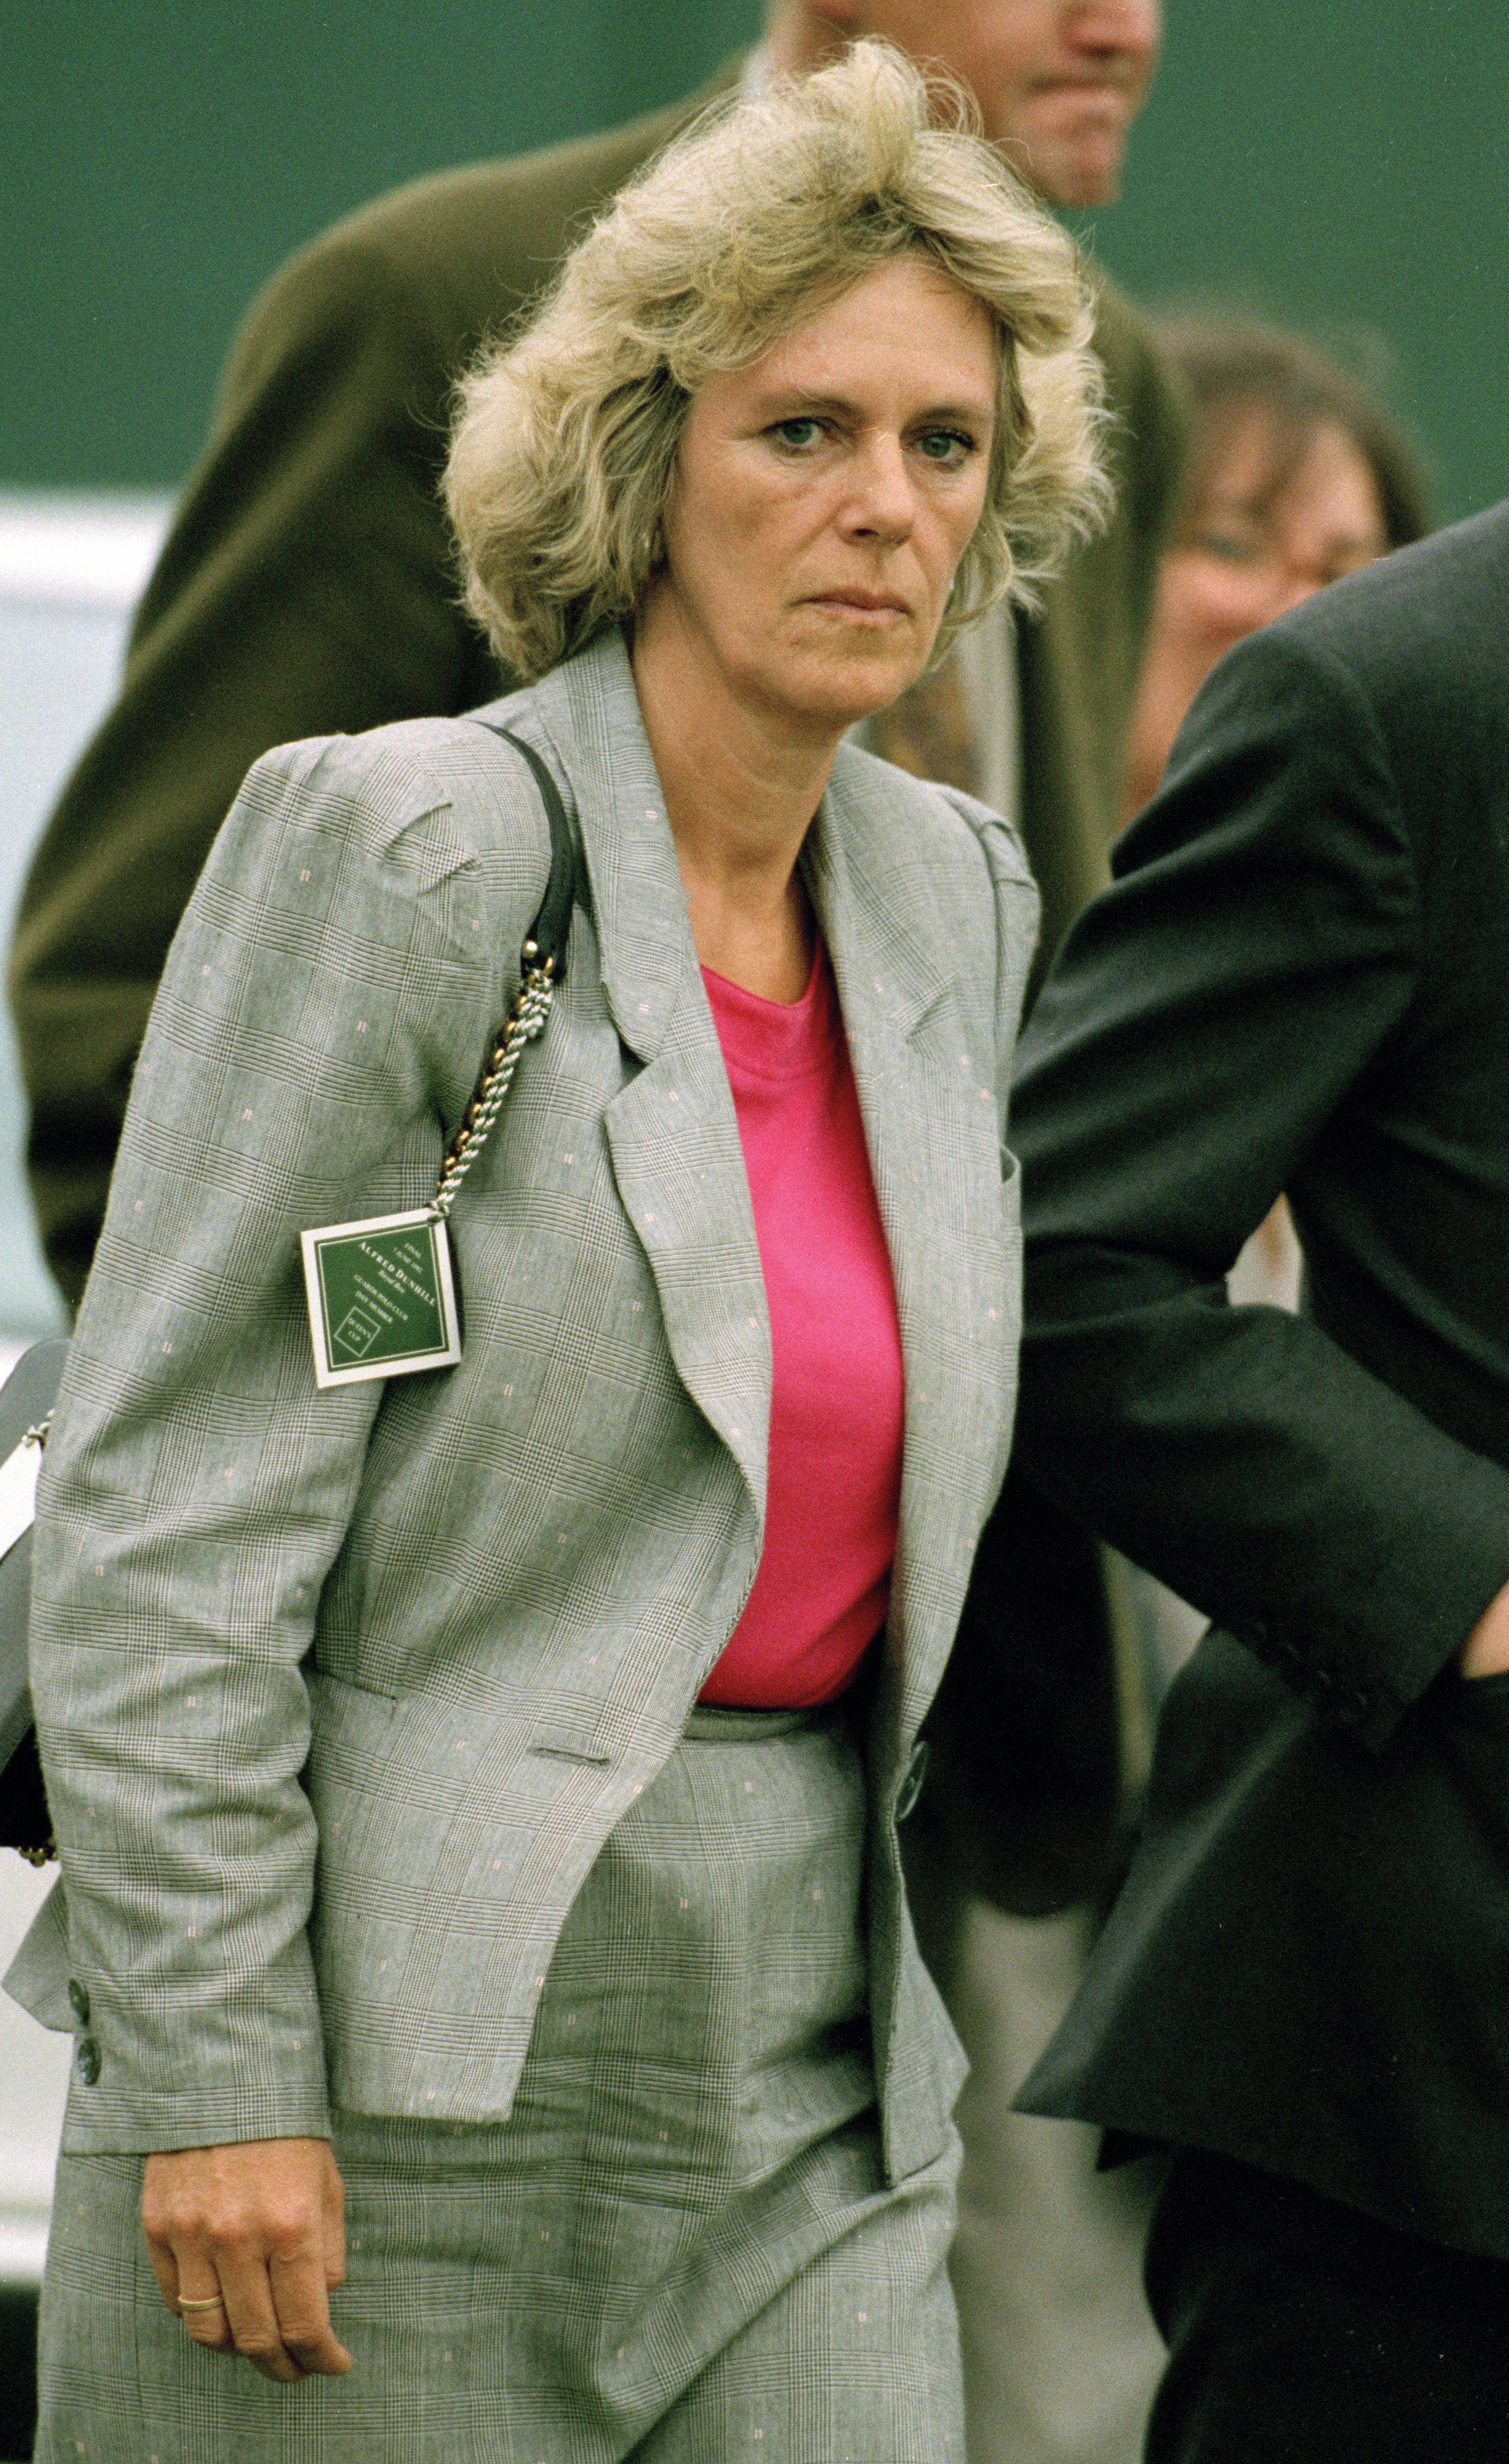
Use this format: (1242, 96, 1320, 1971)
(0, 490, 168, 2285)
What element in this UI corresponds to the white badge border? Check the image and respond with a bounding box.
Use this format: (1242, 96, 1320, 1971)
(301, 1206, 462, 1390)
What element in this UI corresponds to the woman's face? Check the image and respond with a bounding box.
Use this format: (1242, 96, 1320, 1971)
(1167, 409, 1388, 639)
(1122, 407, 1390, 820)
(640, 254, 999, 741)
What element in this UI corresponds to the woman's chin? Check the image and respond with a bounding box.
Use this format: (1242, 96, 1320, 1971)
(768, 646, 930, 738)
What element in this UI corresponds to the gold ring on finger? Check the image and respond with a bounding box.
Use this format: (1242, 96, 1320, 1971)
(176, 2293, 226, 2314)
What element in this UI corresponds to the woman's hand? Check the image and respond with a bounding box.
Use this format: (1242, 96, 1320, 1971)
(142, 2136, 353, 2383)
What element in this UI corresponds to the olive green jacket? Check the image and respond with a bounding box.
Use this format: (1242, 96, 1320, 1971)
(10, 65, 1184, 1307)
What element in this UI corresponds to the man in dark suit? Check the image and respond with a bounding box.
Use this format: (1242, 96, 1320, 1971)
(1008, 501, 1509, 2459)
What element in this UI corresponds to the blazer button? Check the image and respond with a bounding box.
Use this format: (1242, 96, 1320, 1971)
(894, 1740, 930, 1825)
(75, 2037, 101, 2087)
(68, 1979, 90, 2027)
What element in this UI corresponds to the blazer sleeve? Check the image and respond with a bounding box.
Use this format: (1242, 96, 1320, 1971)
(28, 730, 529, 2152)
(9, 234, 498, 1308)
(1010, 627, 1509, 1752)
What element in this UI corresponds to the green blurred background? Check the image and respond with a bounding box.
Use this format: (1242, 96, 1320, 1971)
(3, 0, 1506, 520)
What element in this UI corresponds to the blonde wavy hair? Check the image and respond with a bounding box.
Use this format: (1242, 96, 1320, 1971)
(446, 40, 1109, 683)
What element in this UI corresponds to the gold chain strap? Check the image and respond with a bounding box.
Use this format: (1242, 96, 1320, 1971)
(430, 944, 559, 1221)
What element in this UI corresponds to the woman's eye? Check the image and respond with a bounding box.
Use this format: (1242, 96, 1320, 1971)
(915, 429, 973, 467)
(1190, 527, 1259, 565)
(769, 418, 825, 452)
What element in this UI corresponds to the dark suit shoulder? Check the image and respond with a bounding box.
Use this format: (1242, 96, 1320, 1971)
(1276, 499, 1509, 688)
(1260, 501, 1509, 869)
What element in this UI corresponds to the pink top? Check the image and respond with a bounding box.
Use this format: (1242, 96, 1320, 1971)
(698, 941, 906, 1708)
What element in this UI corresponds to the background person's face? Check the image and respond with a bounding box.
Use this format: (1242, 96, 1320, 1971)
(1170, 412, 1389, 632)
(1122, 409, 1390, 819)
(855, 0, 1161, 206)
(642, 256, 998, 738)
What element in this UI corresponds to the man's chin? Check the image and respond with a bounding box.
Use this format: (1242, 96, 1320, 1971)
(1002, 120, 1130, 212)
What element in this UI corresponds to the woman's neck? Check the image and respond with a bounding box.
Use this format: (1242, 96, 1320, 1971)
(631, 611, 841, 1003)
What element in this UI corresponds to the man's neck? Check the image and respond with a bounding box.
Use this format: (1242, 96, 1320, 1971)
(762, 3, 851, 79)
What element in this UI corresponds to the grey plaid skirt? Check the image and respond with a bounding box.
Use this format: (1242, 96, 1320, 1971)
(37, 1703, 964, 2462)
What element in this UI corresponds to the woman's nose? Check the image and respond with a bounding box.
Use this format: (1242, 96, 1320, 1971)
(839, 435, 915, 543)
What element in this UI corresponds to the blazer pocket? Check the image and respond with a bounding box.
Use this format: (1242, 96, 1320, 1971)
(526, 1693, 620, 1766)
(529, 1730, 613, 1768)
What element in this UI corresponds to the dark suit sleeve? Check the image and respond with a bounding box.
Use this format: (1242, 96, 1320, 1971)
(8, 234, 497, 1306)
(1011, 626, 1509, 1751)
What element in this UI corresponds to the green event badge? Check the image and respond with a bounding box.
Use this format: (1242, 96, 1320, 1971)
(300, 721, 581, 1392)
(302, 1207, 462, 1388)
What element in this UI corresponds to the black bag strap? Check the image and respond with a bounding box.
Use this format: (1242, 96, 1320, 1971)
(430, 723, 584, 1219)
(472, 721, 582, 981)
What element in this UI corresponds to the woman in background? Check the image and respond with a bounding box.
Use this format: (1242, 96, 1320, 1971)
(1122, 316, 1431, 831)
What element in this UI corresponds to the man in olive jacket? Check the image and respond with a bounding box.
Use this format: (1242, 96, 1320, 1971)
(9, 6, 1180, 2458)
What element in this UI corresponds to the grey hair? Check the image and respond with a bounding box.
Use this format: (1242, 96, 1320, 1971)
(446, 39, 1110, 682)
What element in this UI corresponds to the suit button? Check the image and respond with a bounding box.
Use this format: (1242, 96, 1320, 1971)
(75, 2037, 101, 2087)
(894, 1740, 930, 1825)
(68, 1979, 90, 2027)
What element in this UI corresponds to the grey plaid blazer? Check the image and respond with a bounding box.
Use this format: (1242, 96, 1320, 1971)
(10, 625, 1037, 2185)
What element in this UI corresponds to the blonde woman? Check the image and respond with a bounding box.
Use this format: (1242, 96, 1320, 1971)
(15, 45, 1104, 2461)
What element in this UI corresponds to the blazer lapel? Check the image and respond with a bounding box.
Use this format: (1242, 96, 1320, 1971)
(521, 640, 1012, 1713)
(529, 631, 772, 1519)
(810, 752, 1017, 1737)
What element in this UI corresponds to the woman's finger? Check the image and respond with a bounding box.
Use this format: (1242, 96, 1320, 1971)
(209, 2244, 351, 2384)
(213, 2248, 310, 2385)
(173, 2282, 235, 2354)
(142, 2193, 235, 2351)
(269, 2247, 354, 2377)
(321, 2146, 347, 2291)
(143, 2229, 180, 2314)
